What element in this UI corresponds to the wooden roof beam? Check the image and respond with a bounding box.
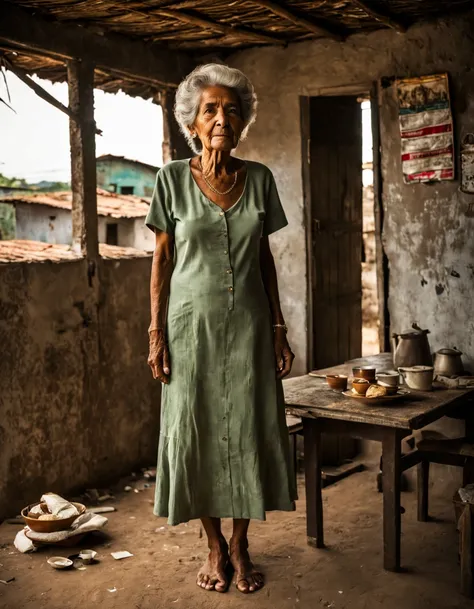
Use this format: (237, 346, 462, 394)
(249, 0, 344, 42)
(351, 0, 407, 33)
(0, 1, 195, 87)
(149, 7, 285, 45)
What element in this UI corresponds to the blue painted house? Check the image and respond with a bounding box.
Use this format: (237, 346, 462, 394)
(96, 154, 159, 197)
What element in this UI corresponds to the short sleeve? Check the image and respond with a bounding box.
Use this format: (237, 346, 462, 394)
(263, 170, 288, 236)
(145, 169, 175, 235)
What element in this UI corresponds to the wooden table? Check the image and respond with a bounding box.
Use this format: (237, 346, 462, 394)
(283, 353, 474, 571)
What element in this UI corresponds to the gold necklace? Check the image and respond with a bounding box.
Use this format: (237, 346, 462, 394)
(200, 158, 238, 196)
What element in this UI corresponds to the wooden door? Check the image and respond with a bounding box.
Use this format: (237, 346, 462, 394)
(307, 96, 363, 370)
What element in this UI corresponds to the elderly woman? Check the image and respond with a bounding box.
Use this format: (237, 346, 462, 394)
(146, 63, 296, 594)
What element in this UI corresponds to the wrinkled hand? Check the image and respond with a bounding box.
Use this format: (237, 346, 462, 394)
(148, 329, 171, 384)
(274, 329, 295, 379)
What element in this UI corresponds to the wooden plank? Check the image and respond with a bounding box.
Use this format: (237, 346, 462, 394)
(309, 96, 363, 368)
(370, 83, 390, 352)
(151, 7, 284, 45)
(303, 418, 324, 548)
(299, 96, 313, 371)
(249, 0, 343, 41)
(351, 0, 407, 33)
(284, 354, 474, 430)
(382, 429, 402, 571)
(68, 60, 98, 259)
(0, 1, 194, 87)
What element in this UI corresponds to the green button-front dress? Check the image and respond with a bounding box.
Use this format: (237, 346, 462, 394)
(145, 159, 297, 526)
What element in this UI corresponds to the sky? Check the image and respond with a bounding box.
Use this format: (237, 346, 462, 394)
(0, 73, 163, 183)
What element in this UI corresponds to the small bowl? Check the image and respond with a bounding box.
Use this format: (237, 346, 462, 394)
(47, 556, 73, 570)
(79, 549, 97, 564)
(352, 378, 370, 395)
(22, 502, 86, 533)
(326, 375, 348, 391)
(376, 371, 400, 387)
(352, 366, 376, 382)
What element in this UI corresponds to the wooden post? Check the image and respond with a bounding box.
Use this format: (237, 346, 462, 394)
(382, 429, 402, 571)
(159, 90, 193, 163)
(460, 504, 474, 598)
(67, 59, 99, 260)
(303, 418, 324, 548)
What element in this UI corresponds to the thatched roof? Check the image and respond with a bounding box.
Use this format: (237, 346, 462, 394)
(1, 0, 474, 99)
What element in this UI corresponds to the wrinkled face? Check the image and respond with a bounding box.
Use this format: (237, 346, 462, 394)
(190, 86, 244, 152)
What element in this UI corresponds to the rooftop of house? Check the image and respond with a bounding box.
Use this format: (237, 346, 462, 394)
(0, 239, 151, 263)
(3, 0, 474, 99)
(97, 154, 159, 174)
(0, 189, 151, 219)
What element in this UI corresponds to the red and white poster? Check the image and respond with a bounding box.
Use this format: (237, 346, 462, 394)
(397, 73, 454, 184)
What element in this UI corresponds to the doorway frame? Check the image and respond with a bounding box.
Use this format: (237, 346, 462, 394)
(300, 80, 390, 372)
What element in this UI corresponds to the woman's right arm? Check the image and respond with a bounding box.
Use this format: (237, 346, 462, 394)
(147, 230, 175, 384)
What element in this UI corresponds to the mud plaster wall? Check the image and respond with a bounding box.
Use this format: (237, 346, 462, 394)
(229, 14, 474, 490)
(229, 13, 474, 379)
(0, 257, 159, 519)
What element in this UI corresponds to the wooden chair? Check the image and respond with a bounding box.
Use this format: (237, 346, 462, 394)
(415, 406, 474, 599)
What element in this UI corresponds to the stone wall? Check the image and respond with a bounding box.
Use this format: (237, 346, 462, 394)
(229, 12, 474, 376)
(0, 256, 159, 519)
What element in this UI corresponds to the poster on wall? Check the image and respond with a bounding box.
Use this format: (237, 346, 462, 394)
(396, 73, 454, 184)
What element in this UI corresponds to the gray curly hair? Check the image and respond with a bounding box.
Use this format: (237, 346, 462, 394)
(174, 63, 258, 154)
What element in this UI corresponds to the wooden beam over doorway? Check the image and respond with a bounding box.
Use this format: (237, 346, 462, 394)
(68, 60, 98, 260)
(0, 1, 194, 87)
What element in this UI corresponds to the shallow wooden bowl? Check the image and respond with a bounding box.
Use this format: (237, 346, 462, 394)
(21, 502, 85, 533)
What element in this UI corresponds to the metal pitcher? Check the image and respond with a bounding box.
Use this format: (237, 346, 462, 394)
(392, 323, 432, 369)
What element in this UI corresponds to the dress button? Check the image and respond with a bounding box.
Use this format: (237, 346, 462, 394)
(224, 250, 228, 255)
(226, 269, 232, 274)
(219, 211, 224, 216)
(222, 436, 228, 441)
(228, 287, 233, 292)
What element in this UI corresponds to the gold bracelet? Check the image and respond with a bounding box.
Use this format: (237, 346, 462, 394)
(273, 323, 288, 333)
(148, 327, 165, 333)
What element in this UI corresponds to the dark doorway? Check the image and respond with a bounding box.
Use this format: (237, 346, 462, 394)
(303, 95, 363, 370)
(301, 90, 387, 372)
(106, 223, 118, 245)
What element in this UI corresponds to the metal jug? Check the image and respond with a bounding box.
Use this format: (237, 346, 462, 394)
(392, 323, 432, 369)
(433, 347, 464, 377)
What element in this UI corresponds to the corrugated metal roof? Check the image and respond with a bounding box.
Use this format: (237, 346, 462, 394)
(0, 240, 151, 263)
(0, 189, 151, 219)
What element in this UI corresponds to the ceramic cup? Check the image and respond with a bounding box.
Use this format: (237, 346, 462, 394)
(376, 370, 400, 387)
(352, 366, 376, 382)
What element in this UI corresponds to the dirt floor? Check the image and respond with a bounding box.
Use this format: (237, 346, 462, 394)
(0, 463, 469, 609)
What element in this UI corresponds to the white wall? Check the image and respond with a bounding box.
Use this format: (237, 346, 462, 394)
(16, 204, 72, 244)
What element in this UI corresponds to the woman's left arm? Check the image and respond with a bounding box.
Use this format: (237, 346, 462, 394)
(260, 236, 295, 379)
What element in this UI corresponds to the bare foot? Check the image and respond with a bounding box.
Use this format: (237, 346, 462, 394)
(230, 538, 264, 593)
(196, 538, 229, 592)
